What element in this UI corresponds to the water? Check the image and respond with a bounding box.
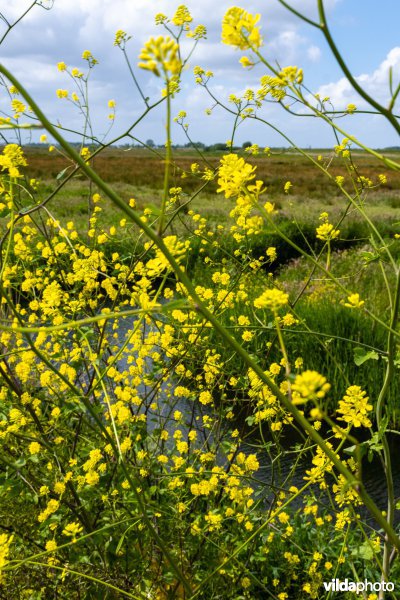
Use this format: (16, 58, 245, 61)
(113, 314, 400, 529)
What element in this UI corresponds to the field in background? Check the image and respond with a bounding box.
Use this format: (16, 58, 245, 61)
(23, 146, 400, 231)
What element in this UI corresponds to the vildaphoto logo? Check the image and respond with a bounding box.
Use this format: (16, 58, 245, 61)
(323, 579, 395, 594)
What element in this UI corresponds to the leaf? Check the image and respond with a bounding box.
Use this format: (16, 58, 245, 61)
(353, 347, 379, 366)
(351, 541, 375, 560)
(343, 444, 367, 459)
(56, 167, 70, 180)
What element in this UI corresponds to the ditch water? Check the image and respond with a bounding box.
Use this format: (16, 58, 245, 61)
(114, 315, 400, 529)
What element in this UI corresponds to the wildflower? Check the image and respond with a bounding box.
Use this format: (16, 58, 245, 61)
(82, 50, 98, 67)
(29, 441, 41, 455)
(114, 29, 130, 47)
(62, 522, 83, 541)
(54, 482, 66, 495)
(254, 288, 289, 311)
(45, 540, 57, 552)
(138, 36, 181, 78)
(284, 181, 292, 193)
(0, 144, 27, 178)
(378, 174, 387, 184)
(344, 293, 364, 309)
(205, 511, 223, 530)
(11, 99, 26, 117)
(71, 68, 83, 78)
(239, 56, 254, 68)
(217, 154, 257, 199)
(245, 454, 259, 471)
(57, 61, 67, 71)
(332, 473, 362, 507)
(292, 370, 331, 402)
(316, 222, 340, 241)
(0, 534, 13, 582)
(222, 7, 263, 50)
(346, 103, 357, 113)
(337, 385, 372, 428)
(199, 390, 212, 405)
(172, 5, 193, 27)
(264, 201, 275, 213)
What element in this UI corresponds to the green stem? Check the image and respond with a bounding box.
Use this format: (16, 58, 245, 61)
(376, 268, 400, 595)
(317, 0, 400, 137)
(158, 79, 172, 236)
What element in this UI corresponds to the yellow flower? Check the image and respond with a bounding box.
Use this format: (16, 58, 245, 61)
(62, 522, 83, 540)
(316, 222, 340, 241)
(0, 144, 27, 178)
(217, 153, 256, 198)
(172, 5, 193, 27)
(284, 181, 292, 193)
(45, 539, 57, 552)
(239, 56, 254, 68)
(57, 61, 67, 71)
(337, 385, 372, 428)
(54, 482, 66, 495)
(222, 7, 263, 50)
(254, 288, 289, 311)
(29, 441, 41, 455)
(292, 370, 331, 402)
(0, 534, 13, 582)
(138, 36, 181, 78)
(114, 29, 129, 47)
(81, 50, 98, 66)
(344, 293, 364, 309)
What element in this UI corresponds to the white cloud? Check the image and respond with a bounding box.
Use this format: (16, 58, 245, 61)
(315, 47, 400, 109)
(307, 45, 321, 63)
(6, 0, 398, 149)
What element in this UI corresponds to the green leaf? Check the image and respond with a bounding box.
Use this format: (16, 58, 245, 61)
(351, 541, 375, 560)
(56, 167, 70, 180)
(343, 444, 367, 459)
(353, 347, 379, 366)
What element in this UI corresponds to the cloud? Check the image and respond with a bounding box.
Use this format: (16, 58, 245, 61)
(315, 47, 400, 109)
(6, 0, 392, 148)
(307, 45, 321, 63)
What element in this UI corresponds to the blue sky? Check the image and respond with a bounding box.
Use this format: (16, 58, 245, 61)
(1, 0, 399, 149)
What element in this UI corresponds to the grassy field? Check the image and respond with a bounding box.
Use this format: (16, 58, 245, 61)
(21, 145, 400, 236)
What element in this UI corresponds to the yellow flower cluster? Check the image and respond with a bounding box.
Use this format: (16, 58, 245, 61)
(0, 144, 27, 178)
(0, 534, 13, 583)
(292, 370, 331, 402)
(337, 385, 372, 428)
(221, 7, 263, 50)
(138, 36, 181, 78)
(254, 288, 289, 312)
